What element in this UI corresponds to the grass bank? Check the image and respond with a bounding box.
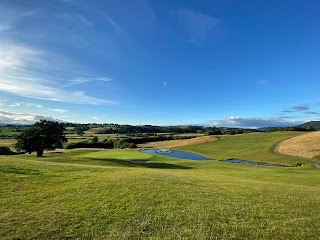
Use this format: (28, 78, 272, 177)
(176, 131, 308, 166)
(1, 132, 319, 239)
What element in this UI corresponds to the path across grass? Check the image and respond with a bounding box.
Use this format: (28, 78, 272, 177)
(269, 139, 320, 168)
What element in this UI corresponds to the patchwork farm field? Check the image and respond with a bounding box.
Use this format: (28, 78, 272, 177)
(1, 132, 319, 239)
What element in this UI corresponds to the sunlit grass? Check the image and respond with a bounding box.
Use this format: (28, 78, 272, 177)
(1, 132, 319, 239)
(138, 135, 219, 148)
(176, 131, 309, 166)
(278, 131, 320, 160)
(0, 138, 16, 147)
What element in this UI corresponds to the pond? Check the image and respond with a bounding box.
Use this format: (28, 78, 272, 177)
(141, 149, 287, 167)
(142, 149, 212, 160)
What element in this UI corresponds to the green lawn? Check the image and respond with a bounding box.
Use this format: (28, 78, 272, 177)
(176, 131, 309, 166)
(0, 132, 319, 239)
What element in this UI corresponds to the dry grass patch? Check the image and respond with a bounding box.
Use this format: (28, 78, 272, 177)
(0, 138, 16, 147)
(278, 131, 320, 159)
(138, 135, 221, 148)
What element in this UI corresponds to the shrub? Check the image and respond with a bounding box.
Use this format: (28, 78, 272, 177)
(0, 146, 16, 155)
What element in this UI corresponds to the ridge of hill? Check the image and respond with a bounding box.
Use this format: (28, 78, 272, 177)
(298, 121, 320, 130)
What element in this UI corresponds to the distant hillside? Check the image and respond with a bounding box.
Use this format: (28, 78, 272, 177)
(298, 121, 320, 130)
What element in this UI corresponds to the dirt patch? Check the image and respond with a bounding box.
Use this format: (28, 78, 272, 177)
(138, 135, 221, 148)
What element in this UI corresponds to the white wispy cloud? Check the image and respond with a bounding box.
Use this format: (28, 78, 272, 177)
(0, 43, 117, 105)
(208, 116, 304, 128)
(61, 0, 124, 33)
(0, 4, 36, 32)
(0, 110, 63, 125)
(68, 76, 112, 85)
(0, 99, 6, 107)
(79, 15, 94, 27)
(50, 108, 69, 113)
(176, 9, 219, 43)
(9, 102, 43, 109)
(104, 14, 123, 33)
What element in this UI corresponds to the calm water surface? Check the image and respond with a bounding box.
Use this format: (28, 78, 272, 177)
(142, 149, 212, 160)
(142, 149, 287, 167)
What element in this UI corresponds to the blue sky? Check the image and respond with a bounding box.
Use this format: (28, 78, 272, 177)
(0, 0, 320, 128)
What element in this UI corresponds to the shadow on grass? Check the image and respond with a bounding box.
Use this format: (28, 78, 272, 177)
(93, 158, 192, 169)
(0, 165, 42, 175)
(26, 154, 193, 169)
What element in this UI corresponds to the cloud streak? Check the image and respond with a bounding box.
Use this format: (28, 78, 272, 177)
(79, 15, 94, 27)
(292, 104, 309, 111)
(50, 108, 69, 113)
(68, 76, 112, 85)
(0, 43, 117, 105)
(0, 110, 63, 125)
(282, 104, 310, 114)
(176, 9, 219, 43)
(304, 111, 319, 115)
(9, 102, 43, 109)
(208, 116, 304, 128)
(104, 14, 123, 33)
(0, 4, 37, 33)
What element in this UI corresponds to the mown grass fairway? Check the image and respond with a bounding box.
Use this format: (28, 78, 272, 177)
(1, 132, 319, 239)
(177, 131, 310, 166)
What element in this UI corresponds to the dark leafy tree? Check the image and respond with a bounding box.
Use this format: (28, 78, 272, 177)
(91, 136, 99, 143)
(205, 127, 222, 136)
(235, 128, 244, 134)
(15, 120, 67, 157)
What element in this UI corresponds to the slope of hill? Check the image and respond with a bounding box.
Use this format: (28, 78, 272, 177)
(278, 131, 320, 159)
(298, 121, 320, 130)
(138, 135, 220, 148)
(1, 131, 319, 239)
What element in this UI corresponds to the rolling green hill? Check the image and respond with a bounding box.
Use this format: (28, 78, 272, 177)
(1, 132, 319, 239)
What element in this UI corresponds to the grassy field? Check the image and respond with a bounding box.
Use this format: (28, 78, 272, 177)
(0, 138, 16, 148)
(1, 132, 320, 239)
(176, 131, 310, 166)
(278, 131, 320, 159)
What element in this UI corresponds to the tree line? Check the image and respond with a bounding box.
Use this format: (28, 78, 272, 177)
(69, 124, 257, 136)
(65, 135, 196, 150)
(267, 126, 316, 132)
(6, 120, 314, 157)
